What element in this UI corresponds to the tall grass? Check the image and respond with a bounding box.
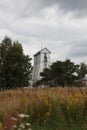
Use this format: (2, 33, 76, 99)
(0, 87, 87, 129)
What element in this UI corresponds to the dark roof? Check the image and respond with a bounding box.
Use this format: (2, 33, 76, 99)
(34, 48, 51, 56)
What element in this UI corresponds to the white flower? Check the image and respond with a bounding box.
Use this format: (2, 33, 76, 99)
(11, 117, 17, 121)
(18, 114, 29, 118)
(25, 123, 31, 126)
(19, 123, 25, 129)
(27, 128, 32, 130)
(18, 128, 21, 130)
(24, 115, 29, 118)
(19, 114, 26, 118)
(13, 125, 17, 128)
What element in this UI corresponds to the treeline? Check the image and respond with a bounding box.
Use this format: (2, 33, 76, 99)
(0, 36, 87, 89)
(0, 36, 32, 90)
(35, 59, 87, 87)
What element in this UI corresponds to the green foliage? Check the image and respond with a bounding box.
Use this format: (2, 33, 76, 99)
(78, 62, 87, 79)
(0, 36, 32, 89)
(40, 59, 79, 87)
(31, 94, 87, 130)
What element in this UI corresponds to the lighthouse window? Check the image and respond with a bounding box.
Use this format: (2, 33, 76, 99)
(44, 53, 47, 62)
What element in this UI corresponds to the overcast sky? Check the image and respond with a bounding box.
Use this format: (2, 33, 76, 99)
(0, 0, 87, 64)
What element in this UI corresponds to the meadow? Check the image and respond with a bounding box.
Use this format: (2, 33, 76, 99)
(0, 87, 87, 130)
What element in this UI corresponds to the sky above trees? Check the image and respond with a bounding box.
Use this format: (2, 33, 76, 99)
(0, 0, 87, 64)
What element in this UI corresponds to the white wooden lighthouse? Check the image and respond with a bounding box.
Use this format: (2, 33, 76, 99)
(32, 48, 51, 85)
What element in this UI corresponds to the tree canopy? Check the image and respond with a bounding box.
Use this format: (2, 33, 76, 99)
(0, 36, 32, 89)
(78, 62, 87, 79)
(39, 59, 87, 87)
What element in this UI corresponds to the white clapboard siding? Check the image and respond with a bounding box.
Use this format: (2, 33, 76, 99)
(32, 48, 51, 84)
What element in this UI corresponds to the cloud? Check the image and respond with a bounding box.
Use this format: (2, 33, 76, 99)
(56, 0, 87, 17)
(0, 0, 87, 64)
(68, 39, 87, 58)
(16, 0, 87, 18)
(0, 0, 87, 21)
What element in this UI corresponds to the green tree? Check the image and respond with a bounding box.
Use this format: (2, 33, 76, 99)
(0, 36, 32, 89)
(40, 68, 51, 85)
(40, 59, 79, 87)
(77, 62, 87, 79)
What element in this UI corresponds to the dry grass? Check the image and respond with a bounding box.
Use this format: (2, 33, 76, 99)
(0, 87, 87, 114)
(0, 87, 87, 130)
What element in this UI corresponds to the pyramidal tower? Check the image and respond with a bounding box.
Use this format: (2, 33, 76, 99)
(32, 48, 51, 85)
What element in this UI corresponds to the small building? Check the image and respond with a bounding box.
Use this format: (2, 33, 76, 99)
(75, 74, 87, 86)
(81, 74, 87, 85)
(32, 48, 51, 85)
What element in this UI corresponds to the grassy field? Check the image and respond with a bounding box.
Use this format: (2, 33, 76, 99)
(0, 87, 87, 130)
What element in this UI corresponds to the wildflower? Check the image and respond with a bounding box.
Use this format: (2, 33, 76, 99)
(27, 128, 32, 130)
(11, 117, 17, 121)
(45, 100, 49, 106)
(13, 125, 17, 128)
(49, 103, 52, 108)
(0, 123, 2, 130)
(18, 128, 21, 130)
(19, 123, 25, 129)
(18, 114, 29, 118)
(60, 99, 63, 104)
(25, 123, 31, 126)
(46, 112, 50, 117)
(67, 94, 73, 99)
(74, 97, 79, 104)
(66, 105, 70, 110)
(24, 115, 29, 118)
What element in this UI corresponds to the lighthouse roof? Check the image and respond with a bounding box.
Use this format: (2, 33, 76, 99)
(34, 48, 51, 56)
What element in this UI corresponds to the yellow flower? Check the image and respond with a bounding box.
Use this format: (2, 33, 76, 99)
(49, 103, 52, 108)
(45, 100, 49, 106)
(68, 101, 73, 106)
(67, 94, 73, 100)
(66, 105, 70, 110)
(0, 122, 3, 130)
(60, 99, 63, 104)
(74, 97, 79, 104)
(23, 96, 29, 105)
(46, 112, 50, 117)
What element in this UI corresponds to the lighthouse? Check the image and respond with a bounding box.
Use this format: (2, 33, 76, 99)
(32, 48, 51, 85)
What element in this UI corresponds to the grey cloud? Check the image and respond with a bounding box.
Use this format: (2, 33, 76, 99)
(19, 0, 87, 18)
(68, 39, 87, 58)
(0, 0, 87, 19)
(57, 0, 87, 16)
(0, 0, 87, 64)
(70, 50, 87, 57)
